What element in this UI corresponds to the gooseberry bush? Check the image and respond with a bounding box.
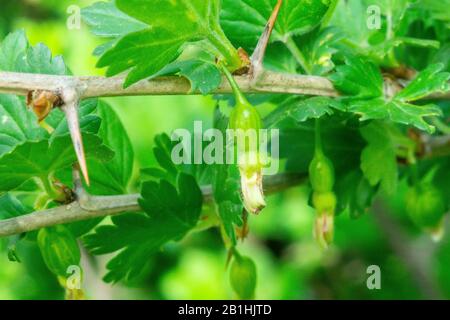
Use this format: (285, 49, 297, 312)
(0, 0, 449, 299)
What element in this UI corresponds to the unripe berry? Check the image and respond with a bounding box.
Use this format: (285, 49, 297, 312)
(222, 63, 265, 215)
(309, 152, 335, 193)
(229, 101, 262, 132)
(312, 191, 337, 216)
(406, 182, 446, 240)
(229, 254, 257, 300)
(37, 225, 81, 278)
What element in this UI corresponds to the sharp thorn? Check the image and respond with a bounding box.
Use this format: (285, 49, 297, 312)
(250, 0, 283, 72)
(62, 103, 90, 186)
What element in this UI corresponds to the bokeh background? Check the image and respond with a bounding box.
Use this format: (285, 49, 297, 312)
(0, 0, 449, 300)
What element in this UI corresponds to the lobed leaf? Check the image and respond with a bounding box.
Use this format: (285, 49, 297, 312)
(360, 122, 399, 194)
(349, 98, 442, 133)
(330, 56, 384, 99)
(85, 101, 134, 195)
(221, 0, 335, 51)
(331, 57, 447, 133)
(265, 96, 344, 127)
(395, 64, 450, 102)
(81, 1, 147, 55)
(0, 193, 30, 220)
(212, 107, 243, 244)
(0, 134, 114, 194)
(84, 173, 202, 283)
(93, 0, 242, 88)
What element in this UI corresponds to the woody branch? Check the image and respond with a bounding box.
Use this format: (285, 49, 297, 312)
(0, 71, 449, 100)
(0, 173, 306, 238)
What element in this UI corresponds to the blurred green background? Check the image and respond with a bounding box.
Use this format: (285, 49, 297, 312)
(0, 0, 449, 300)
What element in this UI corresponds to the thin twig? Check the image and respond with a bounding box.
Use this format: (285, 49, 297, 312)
(0, 173, 306, 238)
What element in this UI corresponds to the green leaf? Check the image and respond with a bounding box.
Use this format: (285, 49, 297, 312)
(86, 101, 134, 195)
(56, 102, 134, 237)
(221, 0, 335, 52)
(212, 107, 243, 244)
(360, 122, 399, 194)
(334, 169, 377, 218)
(141, 132, 214, 187)
(0, 29, 67, 75)
(155, 59, 222, 95)
(422, 0, 450, 28)
(294, 27, 342, 76)
(349, 98, 442, 133)
(97, 27, 184, 87)
(81, 1, 147, 37)
(0, 95, 46, 157)
(0, 133, 114, 194)
(395, 64, 450, 102)
(84, 173, 203, 283)
(0, 30, 103, 159)
(0, 31, 71, 157)
(150, 133, 180, 183)
(0, 193, 29, 220)
(263, 43, 298, 73)
(265, 96, 344, 127)
(329, 0, 373, 48)
(81, 1, 147, 55)
(332, 57, 445, 133)
(96, 0, 242, 87)
(330, 56, 384, 99)
(275, 116, 364, 175)
(0, 30, 28, 71)
(329, 0, 426, 64)
(46, 99, 101, 141)
(377, 0, 412, 31)
(17, 43, 67, 75)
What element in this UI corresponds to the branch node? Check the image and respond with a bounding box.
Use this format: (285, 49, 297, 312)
(72, 164, 95, 211)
